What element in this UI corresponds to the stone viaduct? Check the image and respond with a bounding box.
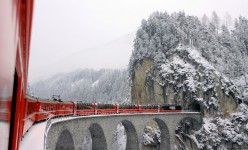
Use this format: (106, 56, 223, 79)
(45, 112, 202, 150)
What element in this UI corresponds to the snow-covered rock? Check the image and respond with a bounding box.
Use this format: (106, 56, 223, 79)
(129, 11, 248, 149)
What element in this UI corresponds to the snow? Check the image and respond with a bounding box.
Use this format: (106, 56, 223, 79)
(189, 118, 222, 148)
(112, 123, 127, 150)
(31, 69, 128, 103)
(202, 118, 218, 134)
(92, 80, 99, 87)
(189, 103, 248, 149)
(160, 55, 199, 93)
(20, 121, 47, 150)
(128, 11, 248, 149)
(82, 129, 92, 150)
(143, 126, 161, 146)
(186, 47, 216, 73)
(205, 97, 219, 110)
(160, 47, 225, 96)
(243, 87, 248, 97)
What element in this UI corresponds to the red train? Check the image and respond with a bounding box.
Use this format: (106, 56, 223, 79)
(23, 96, 182, 134)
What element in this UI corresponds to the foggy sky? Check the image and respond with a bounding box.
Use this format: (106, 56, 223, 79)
(29, 0, 248, 81)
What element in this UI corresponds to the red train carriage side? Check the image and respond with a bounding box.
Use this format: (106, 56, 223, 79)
(138, 105, 160, 113)
(118, 104, 139, 113)
(56, 101, 74, 116)
(36, 99, 58, 121)
(75, 102, 95, 115)
(23, 97, 75, 133)
(23, 96, 38, 134)
(96, 103, 117, 114)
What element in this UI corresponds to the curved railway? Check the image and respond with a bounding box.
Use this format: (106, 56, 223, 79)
(23, 96, 182, 135)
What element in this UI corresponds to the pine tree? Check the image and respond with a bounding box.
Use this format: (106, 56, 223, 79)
(220, 24, 231, 47)
(211, 11, 220, 33)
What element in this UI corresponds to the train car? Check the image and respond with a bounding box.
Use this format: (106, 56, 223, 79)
(75, 102, 95, 115)
(160, 105, 182, 112)
(56, 101, 74, 116)
(23, 96, 38, 134)
(96, 103, 117, 114)
(0, 1, 34, 149)
(138, 105, 159, 113)
(36, 99, 58, 121)
(118, 104, 139, 113)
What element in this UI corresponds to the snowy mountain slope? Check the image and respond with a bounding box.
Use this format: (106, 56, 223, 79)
(129, 11, 248, 149)
(29, 32, 135, 83)
(30, 69, 129, 103)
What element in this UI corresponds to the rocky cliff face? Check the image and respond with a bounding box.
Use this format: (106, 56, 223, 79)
(131, 46, 248, 149)
(129, 11, 248, 149)
(131, 46, 238, 117)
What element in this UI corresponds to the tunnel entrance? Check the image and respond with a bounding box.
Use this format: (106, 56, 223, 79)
(89, 123, 107, 150)
(55, 129, 75, 150)
(191, 101, 202, 112)
(192, 103, 201, 111)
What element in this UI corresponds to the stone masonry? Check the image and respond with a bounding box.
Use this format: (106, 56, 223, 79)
(45, 112, 202, 150)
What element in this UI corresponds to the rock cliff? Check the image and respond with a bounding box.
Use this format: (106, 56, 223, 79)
(129, 11, 248, 149)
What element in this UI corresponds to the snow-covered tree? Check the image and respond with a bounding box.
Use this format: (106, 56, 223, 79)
(31, 69, 129, 103)
(211, 11, 220, 33)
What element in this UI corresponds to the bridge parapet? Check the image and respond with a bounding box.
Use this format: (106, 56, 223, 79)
(45, 112, 202, 150)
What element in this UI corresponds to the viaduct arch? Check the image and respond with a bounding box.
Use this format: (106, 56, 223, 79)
(46, 113, 202, 150)
(89, 123, 107, 150)
(154, 118, 170, 150)
(55, 129, 75, 150)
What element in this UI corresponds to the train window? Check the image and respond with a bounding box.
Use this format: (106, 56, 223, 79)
(175, 105, 182, 110)
(76, 103, 94, 110)
(119, 104, 136, 109)
(161, 106, 169, 110)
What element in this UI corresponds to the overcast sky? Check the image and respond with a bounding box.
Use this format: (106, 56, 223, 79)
(29, 0, 248, 76)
